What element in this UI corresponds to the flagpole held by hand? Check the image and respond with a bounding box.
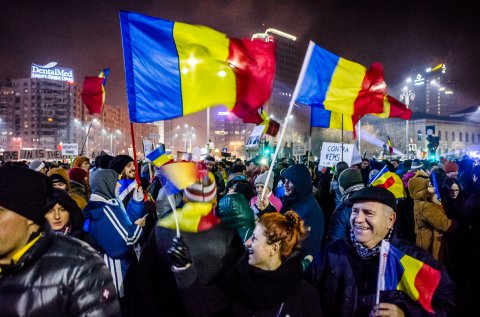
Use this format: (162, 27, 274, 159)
(261, 41, 315, 201)
(167, 194, 181, 238)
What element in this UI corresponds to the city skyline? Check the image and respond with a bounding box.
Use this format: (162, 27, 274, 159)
(1, 0, 479, 115)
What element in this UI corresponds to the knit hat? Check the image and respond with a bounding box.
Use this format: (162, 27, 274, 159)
(48, 167, 70, 189)
(254, 172, 274, 190)
(0, 165, 54, 225)
(444, 161, 458, 173)
(29, 159, 45, 172)
(411, 159, 423, 170)
(184, 170, 217, 203)
(349, 186, 397, 212)
(69, 167, 87, 185)
(204, 155, 216, 164)
(109, 155, 134, 175)
(335, 161, 350, 178)
(95, 154, 113, 169)
(72, 156, 90, 168)
(338, 168, 364, 192)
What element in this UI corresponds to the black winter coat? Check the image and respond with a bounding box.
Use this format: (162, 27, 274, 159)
(0, 227, 120, 316)
(308, 238, 456, 317)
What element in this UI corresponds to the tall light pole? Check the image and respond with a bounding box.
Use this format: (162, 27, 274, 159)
(400, 80, 415, 157)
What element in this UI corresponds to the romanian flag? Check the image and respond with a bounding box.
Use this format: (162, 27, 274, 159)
(296, 41, 387, 131)
(387, 135, 393, 155)
(369, 165, 406, 198)
(158, 201, 220, 232)
(120, 11, 275, 124)
(158, 162, 197, 195)
(146, 147, 172, 167)
(379, 240, 441, 313)
(81, 68, 110, 114)
(374, 95, 412, 120)
(259, 109, 280, 137)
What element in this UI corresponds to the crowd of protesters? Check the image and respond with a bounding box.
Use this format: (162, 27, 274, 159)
(1, 151, 479, 316)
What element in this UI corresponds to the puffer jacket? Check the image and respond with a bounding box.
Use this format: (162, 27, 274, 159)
(0, 227, 120, 316)
(218, 192, 256, 242)
(408, 170, 457, 261)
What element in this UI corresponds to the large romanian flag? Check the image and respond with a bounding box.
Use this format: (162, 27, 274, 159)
(120, 11, 275, 124)
(374, 95, 412, 120)
(296, 41, 387, 131)
(379, 240, 441, 313)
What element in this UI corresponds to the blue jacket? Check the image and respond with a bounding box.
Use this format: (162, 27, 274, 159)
(83, 195, 145, 297)
(281, 164, 325, 258)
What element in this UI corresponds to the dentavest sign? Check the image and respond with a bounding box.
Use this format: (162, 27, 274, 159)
(31, 62, 74, 82)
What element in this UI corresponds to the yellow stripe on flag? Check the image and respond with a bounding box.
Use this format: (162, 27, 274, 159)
(158, 202, 213, 232)
(398, 254, 424, 301)
(324, 57, 366, 115)
(161, 162, 197, 189)
(329, 111, 354, 131)
(174, 23, 236, 115)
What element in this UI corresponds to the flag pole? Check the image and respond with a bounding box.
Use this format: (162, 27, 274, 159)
(341, 114, 344, 162)
(130, 122, 142, 187)
(80, 119, 93, 157)
(167, 194, 181, 238)
(261, 41, 315, 200)
(376, 240, 389, 305)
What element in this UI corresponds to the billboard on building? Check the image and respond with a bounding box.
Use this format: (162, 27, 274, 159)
(31, 62, 74, 82)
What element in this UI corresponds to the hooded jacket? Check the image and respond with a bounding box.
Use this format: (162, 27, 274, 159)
(408, 170, 457, 261)
(83, 169, 145, 298)
(281, 164, 325, 258)
(48, 167, 87, 210)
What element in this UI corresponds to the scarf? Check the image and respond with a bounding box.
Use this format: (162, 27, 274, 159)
(350, 228, 392, 259)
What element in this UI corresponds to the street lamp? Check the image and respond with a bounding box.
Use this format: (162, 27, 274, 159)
(178, 124, 195, 153)
(400, 83, 415, 157)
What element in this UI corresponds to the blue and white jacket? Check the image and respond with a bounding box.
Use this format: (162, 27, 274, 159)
(83, 194, 145, 297)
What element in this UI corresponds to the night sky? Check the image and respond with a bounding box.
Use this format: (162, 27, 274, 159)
(2, 0, 480, 111)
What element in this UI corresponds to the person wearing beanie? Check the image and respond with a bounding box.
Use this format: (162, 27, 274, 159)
(309, 186, 455, 317)
(330, 161, 349, 208)
(49, 167, 87, 210)
(45, 188, 86, 240)
(444, 161, 458, 179)
(326, 168, 365, 243)
(250, 171, 282, 218)
(411, 158, 423, 171)
(83, 168, 146, 300)
(408, 169, 457, 262)
(69, 167, 89, 202)
(0, 166, 120, 316)
(280, 164, 325, 260)
(28, 159, 47, 174)
(109, 154, 137, 209)
(204, 155, 226, 198)
(125, 169, 244, 316)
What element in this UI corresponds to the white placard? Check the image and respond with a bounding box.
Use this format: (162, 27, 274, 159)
(319, 142, 355, 167)
(293, 143, 307, 156)
(245, 125, 265, 148)
(61, 143, 78, 156)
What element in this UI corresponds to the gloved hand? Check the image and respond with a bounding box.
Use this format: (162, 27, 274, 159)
(301, 255, 313, 272)
(132, 186, 144, 202)
(167, 236, 192, 268)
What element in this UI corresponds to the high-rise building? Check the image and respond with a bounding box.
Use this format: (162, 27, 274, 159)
(0, 77, 76, 150)
(208, 107, 250, 154)
(406, 63, 456, 116)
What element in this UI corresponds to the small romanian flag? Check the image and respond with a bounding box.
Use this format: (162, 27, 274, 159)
(146, 147, 172, 167)
(120, 11, 275, 124)
(81, 68, 110, 114)
(158, 162, 197, 195)
(387, 135, 393, 155)
(379, 240, 441, 313)
(369, 165, 406, 198)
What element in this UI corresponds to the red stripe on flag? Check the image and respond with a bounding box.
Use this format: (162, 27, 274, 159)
(228, 38, 276, 124)
(82, 77, 104, 114)
(353, 62, 386, 118)
(414, 263, 441, 313)
(376, 176, 396, 189)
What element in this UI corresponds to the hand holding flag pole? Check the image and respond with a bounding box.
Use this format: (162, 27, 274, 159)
(261, 41, 315, 201)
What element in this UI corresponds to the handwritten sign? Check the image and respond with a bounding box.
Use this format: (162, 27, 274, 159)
(62, 143, 78, 156)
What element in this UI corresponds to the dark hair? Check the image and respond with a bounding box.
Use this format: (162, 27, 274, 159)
(46, 189, 84, 238)
(258, 211, 307, 260)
